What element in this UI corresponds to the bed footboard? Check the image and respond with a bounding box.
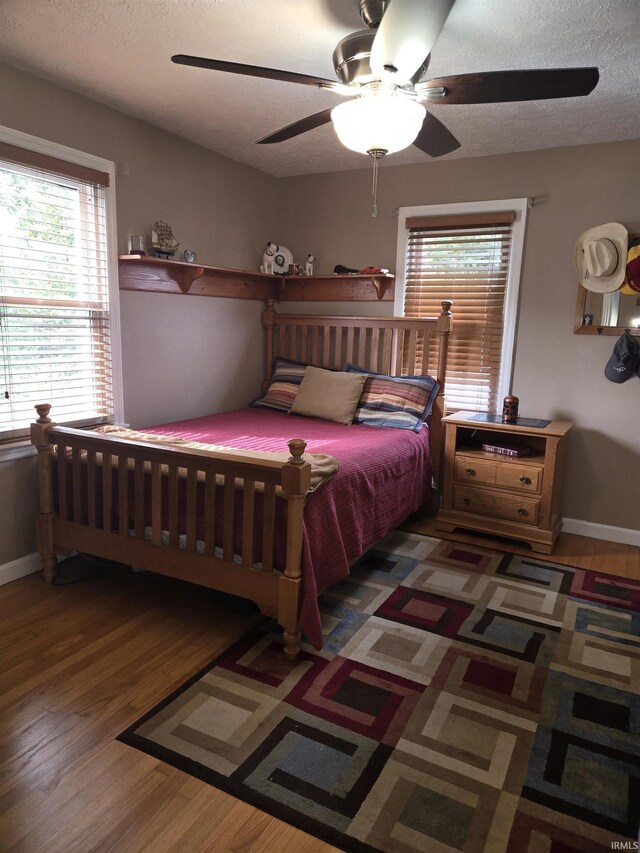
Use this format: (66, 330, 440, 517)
(30, 404, 311, 659)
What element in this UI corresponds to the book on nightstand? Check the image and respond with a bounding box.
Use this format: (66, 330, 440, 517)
(481, 441, 531, 457)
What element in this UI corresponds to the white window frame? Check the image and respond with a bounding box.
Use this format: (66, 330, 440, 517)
(394, 197, 528, 408)
(0, 125, 123, 461)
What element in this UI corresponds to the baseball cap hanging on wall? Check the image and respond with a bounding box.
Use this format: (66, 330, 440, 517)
(575, 223, 628, 293)
(604, 331, 640, 383)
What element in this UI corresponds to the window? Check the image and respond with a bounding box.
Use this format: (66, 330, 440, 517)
(395, 199, 527, 413)
(0, 128, 122, 454)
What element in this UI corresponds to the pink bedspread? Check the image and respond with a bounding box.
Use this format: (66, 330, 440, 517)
(146, 408, 432, 649)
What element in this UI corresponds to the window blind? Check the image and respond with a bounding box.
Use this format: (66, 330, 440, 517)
(0, 157, 113, 441)
(403, 212, 516, 413)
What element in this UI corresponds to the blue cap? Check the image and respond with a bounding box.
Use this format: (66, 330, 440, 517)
(604, 331, 640, 383)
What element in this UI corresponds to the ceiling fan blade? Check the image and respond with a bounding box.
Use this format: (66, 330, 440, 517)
(258, 108, 334, 144)
(413, 112, 461, 157)
(417, 67, 599, 104)
(370, 0, 455, 83)
(171, 54, 344, 92)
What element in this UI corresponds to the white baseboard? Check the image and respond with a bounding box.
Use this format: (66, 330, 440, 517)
(562, 517, 640, 548)
(0, 552, 41, 586)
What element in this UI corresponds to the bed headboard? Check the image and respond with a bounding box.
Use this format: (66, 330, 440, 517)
(262, 300, 452, 485)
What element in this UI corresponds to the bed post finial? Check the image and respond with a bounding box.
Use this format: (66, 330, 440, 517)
(440, 300, 452, 316)
(35, 403, 52, 423)
(287, 438, 307, 465)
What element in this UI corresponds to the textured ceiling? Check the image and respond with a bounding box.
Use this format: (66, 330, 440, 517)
(0, 0, 638, 177)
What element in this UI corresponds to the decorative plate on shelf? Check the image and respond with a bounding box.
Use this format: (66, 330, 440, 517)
(272, 245, 293, 274)
(183, 249, 197, 263)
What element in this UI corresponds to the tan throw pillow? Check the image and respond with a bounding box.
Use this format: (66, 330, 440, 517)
(289, 366, 367, 425)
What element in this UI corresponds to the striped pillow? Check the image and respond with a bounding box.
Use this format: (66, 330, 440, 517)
(250, 357, 308, 412)
(344, 363, 439, 432)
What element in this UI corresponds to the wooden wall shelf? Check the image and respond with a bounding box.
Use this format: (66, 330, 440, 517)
(118, 256, 394, 302)
(277, 274, 394, 302)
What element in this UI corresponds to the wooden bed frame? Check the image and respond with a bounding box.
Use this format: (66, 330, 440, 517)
(31, 300, 452, 659)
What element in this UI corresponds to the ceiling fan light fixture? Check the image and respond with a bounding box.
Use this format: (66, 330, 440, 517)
(331, 94, 426, 156)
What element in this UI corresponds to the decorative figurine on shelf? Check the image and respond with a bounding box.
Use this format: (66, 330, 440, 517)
(305, 254, 315, 276)
(262, 241, 293, 275)
(129, 235, 145, 256)
(263, 241, 276, 274)
(502, 394, 520, 423)
(151, 221, 179, 258)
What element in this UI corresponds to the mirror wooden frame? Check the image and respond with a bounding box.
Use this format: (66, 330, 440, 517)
(574, 232, 639, 336)
(573, 287, 638, 336)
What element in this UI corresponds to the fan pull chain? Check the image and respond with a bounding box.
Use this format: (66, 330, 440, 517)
(368, 149, 386, 218)
(371, 155, 379, 218)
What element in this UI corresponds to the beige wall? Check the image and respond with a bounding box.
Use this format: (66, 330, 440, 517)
(120, 292, 264, 428)
(0, 63, 276, 564)
(277, 141, 640, 531)
(1, 61, 638, 568)
(1, 459, 39, 564)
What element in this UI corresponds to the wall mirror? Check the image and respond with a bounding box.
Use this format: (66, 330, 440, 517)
(574, 287, 640, 335)
(574, 233, 640, 336)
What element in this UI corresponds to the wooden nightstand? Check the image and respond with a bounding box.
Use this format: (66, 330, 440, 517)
(436, 412, 573, 554)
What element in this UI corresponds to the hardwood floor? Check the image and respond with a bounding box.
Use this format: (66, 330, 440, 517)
(0, 563, 339, 853)
(402, 506, 640, 579)
(1, 525, 638, 852)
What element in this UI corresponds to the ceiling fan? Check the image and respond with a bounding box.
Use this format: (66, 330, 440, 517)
(171, 0, 599, 163)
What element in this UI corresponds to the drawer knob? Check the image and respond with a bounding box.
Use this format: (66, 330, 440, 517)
(519, 475, 530, 484)
(465, 467, 474, 476)
(517, 507, 527, 515)
(463, 497, 471, 505)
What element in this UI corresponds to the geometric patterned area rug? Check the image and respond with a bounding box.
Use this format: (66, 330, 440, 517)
(118, 531, 640, 852)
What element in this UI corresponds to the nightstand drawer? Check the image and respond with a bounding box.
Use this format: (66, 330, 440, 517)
(455, 454, 542, 493)
(453, 485, 541, 525)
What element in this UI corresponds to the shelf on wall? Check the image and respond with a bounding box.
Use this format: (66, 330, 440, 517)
(118, 255, 395, 302)
(118, 255, 274, 300)
(277, 274, 394, 302)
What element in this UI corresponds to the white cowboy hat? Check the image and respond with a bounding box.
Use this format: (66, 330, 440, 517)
(575, 222, 628, 293)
